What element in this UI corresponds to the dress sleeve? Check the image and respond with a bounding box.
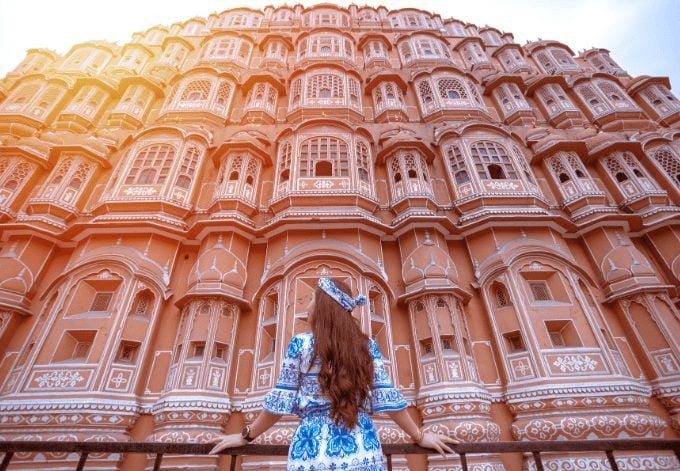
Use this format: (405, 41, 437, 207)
(262, 335, 305, 415)
(369, 338, 408, 413)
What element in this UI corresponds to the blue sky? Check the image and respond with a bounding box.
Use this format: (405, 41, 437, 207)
(0, 0, 678, 89)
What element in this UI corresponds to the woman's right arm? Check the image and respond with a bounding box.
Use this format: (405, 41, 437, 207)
(385, 408, 457, 457)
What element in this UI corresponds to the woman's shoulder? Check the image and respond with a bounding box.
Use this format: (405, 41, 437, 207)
(286, 332, 314, 357)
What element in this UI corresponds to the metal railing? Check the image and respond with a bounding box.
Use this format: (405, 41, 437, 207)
(1, 439, 679, 471)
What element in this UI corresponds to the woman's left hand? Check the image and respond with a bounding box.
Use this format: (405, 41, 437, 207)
(208, 433, 247, 454)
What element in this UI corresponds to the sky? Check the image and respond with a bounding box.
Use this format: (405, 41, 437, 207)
(0, 0, 678, 90)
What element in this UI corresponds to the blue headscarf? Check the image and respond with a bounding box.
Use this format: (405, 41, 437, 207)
(317, 278, 368, 312)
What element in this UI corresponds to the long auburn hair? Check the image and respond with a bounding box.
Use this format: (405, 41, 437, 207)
(310, 279, 374, 429)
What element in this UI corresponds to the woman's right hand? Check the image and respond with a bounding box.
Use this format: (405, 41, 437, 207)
(208, 433, 247, 454)
(417, 431, 457, 457)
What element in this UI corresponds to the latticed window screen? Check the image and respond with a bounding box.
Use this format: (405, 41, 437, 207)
(652, 147, 680, 184)
(0, 159, 34, 193)
(180, 80, 211, 102)
(576, 84, 610, 116)
(604, 152, 650, 186)
(4, 83, 39, 110)
(68, 161, 93, 191)
(529, 282, 551, 301)
(49, 158, 73, 186)
(125, 144, 176, 185)
(552, 49, 576, 66)
(299, 137, 349, 177)
(356, 142, 371, 182)
(132, 292, 151, 316)
(215, 81, 233, 108)
(290, 79, 302, 108)
(495, 285, 510, 307)
(642, 85, 680, 114)
(438, 78, 468, 100)
(90, 292, 113, 311)
(176, 146, 201, 189)
(417, 80, 435, 105)
(536, 52, 557, 74)
(398, 42, 413, 62)
(307, 74, 344, 99)
(547, 151, 590, 187)
(348, 79, 360, 107)
(597, 81, 634, 109)
(278, 142, 292, 181)
(470, 141, 518, 180)
(538, 84, 576, 115)
(445, 145, 470, 184)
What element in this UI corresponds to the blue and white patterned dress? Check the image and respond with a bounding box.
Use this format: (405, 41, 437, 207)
(263, 332, 408, 471)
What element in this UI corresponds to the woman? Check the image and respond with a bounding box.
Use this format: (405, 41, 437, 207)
(210, 278, 456, 469)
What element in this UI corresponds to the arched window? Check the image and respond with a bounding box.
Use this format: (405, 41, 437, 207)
(470, 141, 518, 180)
(130, 290, 153, 316)
(651, 146, 680, 185)
(438, 78, 468, 101)
(445, 144, 471, 184)
(642, 85, 680, 116)
(307, 74, 344, 102)
(277, 142, 292, 183)
(175, 146, 201, 190)
(125, 144, 175, 185)
(603, 151, 659, 195)
(575, 84, 611, 116)
(0, 158, 35, 204)
(597, 81, 635, 110)
(356, 142, 371, 182)
(537, 84, 577, 116)
(299, 137, 349, 177)
(179, 80, 211, 108)
(388, 150, 432, 199)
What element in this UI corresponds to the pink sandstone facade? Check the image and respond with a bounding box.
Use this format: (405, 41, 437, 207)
(0, 4, 680, 470)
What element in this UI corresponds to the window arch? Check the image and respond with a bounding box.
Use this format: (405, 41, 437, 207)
(535, 47, 580, 74)
(372, 82, 406, 116)
(470, 141, 518, 180)
(299, 137, 349, 177)
(297, 33, 354, 63)
(125, 144, 176, 185)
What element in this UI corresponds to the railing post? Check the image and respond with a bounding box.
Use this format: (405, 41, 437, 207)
(1, 452, 14, 471)
(75, 452, 89, 471)
(459, 452, 469, 471)
(230, 454, 238, 471)
(152, 453, 163, 471)
(386, 453, 393, 471)
(532, 451, 545, 471)
(605, 450, 620, 471)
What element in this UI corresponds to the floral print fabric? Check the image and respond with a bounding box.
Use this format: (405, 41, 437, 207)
(263, 332, 408, 470)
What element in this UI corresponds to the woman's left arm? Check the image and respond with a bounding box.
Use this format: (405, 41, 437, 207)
(209, 410, 282, 454)
(209, 335, 307, 454)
